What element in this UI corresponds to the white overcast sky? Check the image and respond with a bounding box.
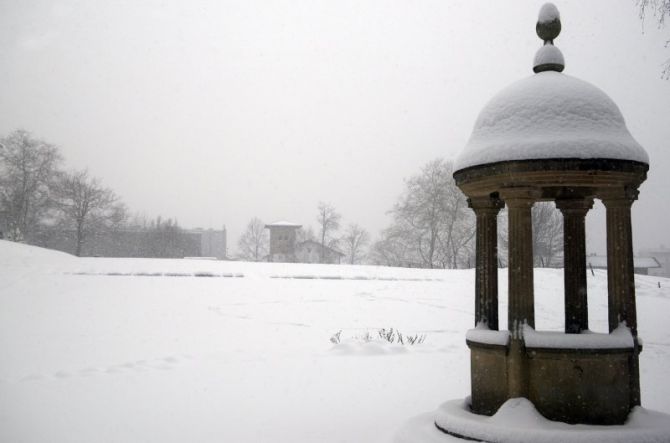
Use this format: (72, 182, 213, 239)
(1, 0, 669, 255)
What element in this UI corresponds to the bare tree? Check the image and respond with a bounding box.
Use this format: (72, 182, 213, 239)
(638, 0, 670, 78)
(54, 169, 126, 256)
(296, 226, 317, 243)
(532, 202, 563, 267)
(341, 224, 370, 264)
(370, 225, 419, 267)
(0, 130, 62, 240)
(497, 202, 563, 268)
(316, 202, 341, 263)
(439, 166, 476, 269)
(385, 159, 474, 269)
(143, 216, 195, 258)
(237, 217, 268, 261)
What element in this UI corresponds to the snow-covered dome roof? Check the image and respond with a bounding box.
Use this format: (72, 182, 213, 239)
(454, 72, 649, 171)
(454, 3, 649, 172)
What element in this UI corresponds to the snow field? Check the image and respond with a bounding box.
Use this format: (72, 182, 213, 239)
(1, 240, 669, 442)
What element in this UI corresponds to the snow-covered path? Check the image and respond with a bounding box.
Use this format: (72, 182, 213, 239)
(1, 240, 669, 442)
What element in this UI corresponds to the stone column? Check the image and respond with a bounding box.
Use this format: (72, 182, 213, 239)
(500, 188, 539, 400)
(501, 188, 539, 333)
(469, 196, 505, 330)
(602, 189, 638, 335)
(602, 188, 640, 408)
(556, 198, 593, 334)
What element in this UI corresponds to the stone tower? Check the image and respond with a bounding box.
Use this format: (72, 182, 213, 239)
(265, 221, 301, 263)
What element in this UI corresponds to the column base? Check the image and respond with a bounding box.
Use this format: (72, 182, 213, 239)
(426, 397, 670, 443)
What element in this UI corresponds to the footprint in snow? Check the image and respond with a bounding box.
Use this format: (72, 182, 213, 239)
(79, 367, 99, 376)
(19, 373, 45, 382)
(154, 364, 173, 371)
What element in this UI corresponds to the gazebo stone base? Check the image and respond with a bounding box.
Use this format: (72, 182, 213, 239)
(468, 339, 639, 425)
(430, 397, 670, 443)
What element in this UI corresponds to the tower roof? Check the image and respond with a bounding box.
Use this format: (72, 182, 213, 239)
(265, 221, 302, 228)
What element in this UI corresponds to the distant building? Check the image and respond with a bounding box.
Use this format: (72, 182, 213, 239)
(639, 246, 670, 278)
(188, 228, 227, 259)
(295, 239, 345, 264)
(30, 226, 227, 259)
(586, 255, 661, 276)
(265, 221, 345, 264)
(265, 221, 302, 263)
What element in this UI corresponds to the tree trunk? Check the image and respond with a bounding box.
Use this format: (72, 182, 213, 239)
(75, 221, 84, 257)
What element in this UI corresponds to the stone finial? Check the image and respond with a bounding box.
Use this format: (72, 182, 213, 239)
(536, 3, 561, 42)
(533, 3, 565, 73)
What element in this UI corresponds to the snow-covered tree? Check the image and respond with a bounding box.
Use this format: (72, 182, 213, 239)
(370, 224, 418, 267)
(142, 217, 193, 258)
(0, 130, 62, 241)
(296, 226, 317, 243)
(54, 169, 126, 256)
(375, 159, 474, 269)
(316, 202, 341, 263)
(638, 0, 670, 78)
(531, 202, 563, 267)
(497, 202, 563, 268)
(341, 223, 370, 265)
(237, 217, 268, 261)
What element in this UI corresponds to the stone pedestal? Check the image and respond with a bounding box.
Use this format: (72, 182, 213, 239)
(467, 336, 638, 424)
(467, 341, 509, 415)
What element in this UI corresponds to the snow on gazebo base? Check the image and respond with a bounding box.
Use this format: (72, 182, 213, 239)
(394, 397, 670, 443)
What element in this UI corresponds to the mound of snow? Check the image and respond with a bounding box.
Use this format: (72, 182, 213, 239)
(330, 339, 410, 356)
(466, 323, 510, 346)
(0, 240, 75, 268)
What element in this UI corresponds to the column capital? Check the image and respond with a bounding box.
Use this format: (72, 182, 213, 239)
(556, 197, 594, 214)
(499, 187, 541, 208)
(599, 187, 639, 208)
(468, 195, 505, 213)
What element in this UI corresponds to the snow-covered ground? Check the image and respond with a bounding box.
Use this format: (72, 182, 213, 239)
(1, 239, 669, 442)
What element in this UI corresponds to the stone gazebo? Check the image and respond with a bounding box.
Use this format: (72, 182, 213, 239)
(453, 4, 648, 425)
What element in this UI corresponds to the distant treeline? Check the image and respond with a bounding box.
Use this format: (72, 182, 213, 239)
(0, 129, 200, 257)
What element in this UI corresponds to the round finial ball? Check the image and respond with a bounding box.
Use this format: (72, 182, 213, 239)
(536, 3, 561, 41)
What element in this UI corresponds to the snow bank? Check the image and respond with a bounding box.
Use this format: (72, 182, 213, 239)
(523, 323, 635, 349)
(466, 323, 635, 349)
(0, 239, 75, 272)
(465, 323, 510, 346)
(0, 239, 74, 264)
